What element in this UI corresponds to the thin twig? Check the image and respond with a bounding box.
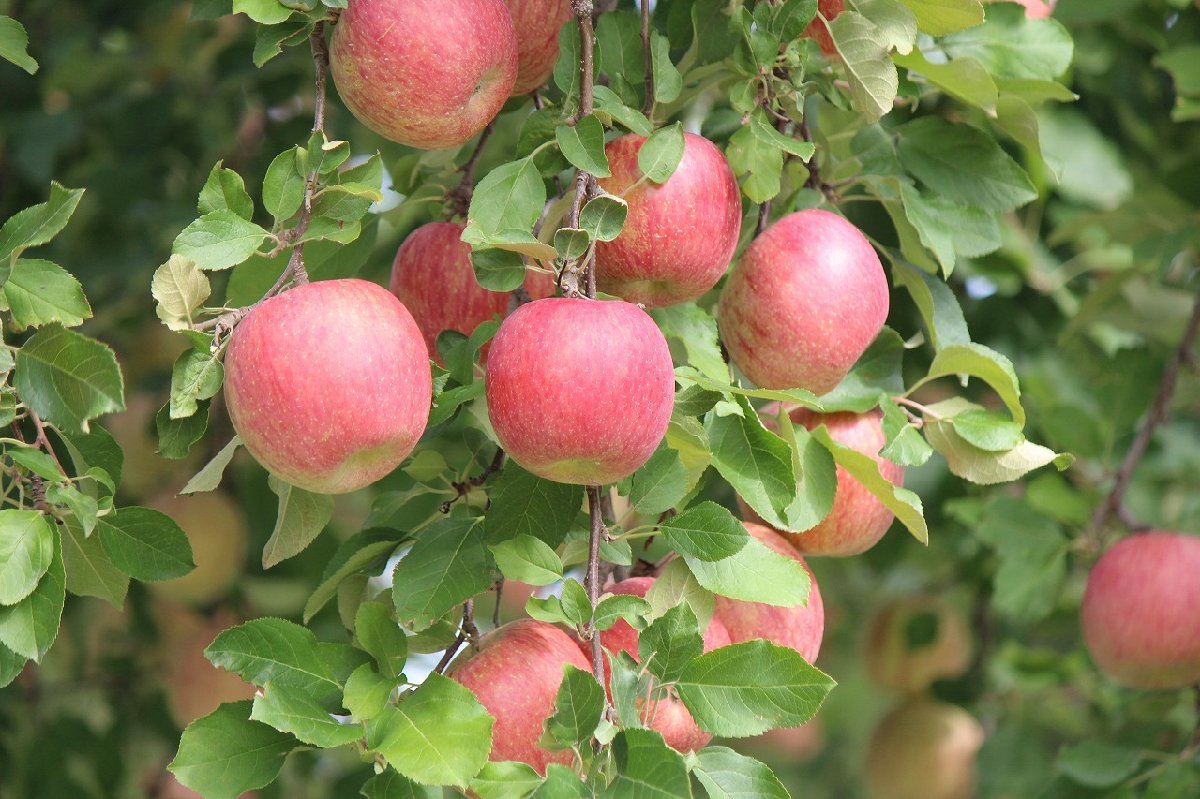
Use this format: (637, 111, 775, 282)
(433, 600, 480, 674)
(1085, 291, 1200, 548)
(640, 0, 654, 117)
(28, 411, 66, 478)
(493, 579, 504, 628)
(447, 123, 496, 219)
(585, 485, 606, 682)
(441, 448, 506, 512)
(559, 3, 600, 299)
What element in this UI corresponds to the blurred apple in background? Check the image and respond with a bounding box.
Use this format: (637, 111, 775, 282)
(865, 700, 985, 799)
(148, 492, 248, 607)
(156, 604, 255, 728)
(865, 596, 972, 695)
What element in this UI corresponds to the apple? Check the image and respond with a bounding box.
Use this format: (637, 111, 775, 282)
(159, 605, 256, 728)
(448, 618, 592, 773)
(719, 209, 889, 395)
(485, 298, 675, 485)
(328, 0, 518, 150)
(506, 0, 574, 95)
(745, 720, 826, 763)
(224, 279, 431, 495)
(988, 0, 1056, 19)
(712, 523, 825, 663)
(389, 221, 556, 361)
(741, 407, 904, 556)
(800, 0, 845, 57)
(594, 133, 742, 308)
(1080, 531, 1200, 689)
(865, 597, 972, 695)
(147, 492, 247, 607)
(588, 576, 731, 752)
(865, 700, 985, 799)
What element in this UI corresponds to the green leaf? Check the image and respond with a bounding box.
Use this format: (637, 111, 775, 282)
(554, 227, 590, 261)
(660, 502, 748, 563)
(2, 259, 92, 330)
(897, 117, 1037, 213)
(252, 15, 310, 67)
(683, 535, 810, 607)
(976, 496, 1067, 621)
(594, 594, 652, 632)
(630, 446, 690, 516)
(535, 764, 592, 799)
(645, 558, 714, 628)
(305, 533, 401, 623)
(894, 49, 997, 112)
(1056, 741, 1143, 789)
(467, 248, 526, 294)
(169, 347, 223, 419)
(233, 0, 293, 24)
(818, 328, 907, 413)
(97, 507, 194, 581)
(726, 124, 783, 204)
(924, 342, 1025, 425)
(0, 183, 83, 276)
(0, 523, 63, 661)
(694, 747, 789, 799)
(0, 15, 38, 73)
(942, 3, 1073, 80)
(489, 534, 564, 586)
(892, 262, 971, 349)
(152, 254, 211, 331)
(485, 464, 582, 548)
(880, 399, 934, 467)
(467, 156, 546, 238)
(651, 32, 682, 103)
(748, 110, 814, 161)
(556, 114, 611, 178)
(0, 511, 54, 606)
(355, 601, 408, 679)
(181, 436, 241, 494)
(198, 161, 254, 219)
(263, 147, 305, 221)
(596, 11, 645, 106)
(172, 210, 270, 271)
(856, 0, 918, 54)
(14, 325, 124, 435)
(7, 446, 63, 483)
(639, 603, 703, 684)
(952, 408, 1024, 451)
(206, 617, 343, 707)
(344, 663, 395, 722)
(263, 475, 334, 568)
(365, 674, 494, 788)
(638, 123, 686, 184)
(469, 762, 543, 799)
(170, 701, 296, 799)
(676, 640, 835, 737)
(156, 400, 210, 459)
(898, 183, 1001, 276)
(604, 728, 693, 799)
(896, 0, 983, 36)
(593, 85, 654, 137)
(58, 515, 128, 607)
(830, 12, 900, 123)
(543, 664, 605, 749)
(250, 682, 362, 748)
(363, 771, 442, 799)
(392, 517, 491, 630)
(0, 642, 25, 688)
(1037, 108, 1132, 211)
(578, 194, 629, 243)
(652, 303, 727, 383)
(925, 416, 1068, 485)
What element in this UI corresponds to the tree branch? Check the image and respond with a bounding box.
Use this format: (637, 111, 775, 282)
(447, 123, 496, 219)
(1085, 291, 1200, 547)
(641, 0, 654, 117)
(560, 2, 600, 300)
(585, 485, 606, 682)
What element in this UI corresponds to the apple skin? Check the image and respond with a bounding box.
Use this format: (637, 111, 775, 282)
(506, 0, 574, 95)
(713, 523, 825, 663)
(719, 209, 889, 395)
(159, 605, 256, 729)
(587, 576, 731, 752)
(448, 619, 592, 774)
(865, 597, 971, 695)
(741, 407, 903, 556)
(1081, 531, 1200, 689)
(147, 492, 247, 607)
(801, 0, 845, 56)
(329, 0, 518, 150)
(224, 279, 431, 495)
(595, 133, 742, 308)
(865, 700, 985, 799)
(485, 298, 675, 485)
(389, 221, 556, 361)
(988, 0, 1056, 19)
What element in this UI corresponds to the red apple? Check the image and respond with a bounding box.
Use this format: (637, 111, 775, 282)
(718, 209, 889, 395)
(588, 576, 731, 752)
(741, 407, 903, 556)
(159, 605, 256, 728)
(485, 298, 675, 485)
(448, 619, 592, 773)
(1081, 531, 1200, 689)
(506, 0, 574, 95)
(148, 492, 247, 607)
(713, 523, 825, 663)
(988, 0, 1056, 19)
(800, 0, 845, 57)
(594, 133, 742, 308)
(224, 279, 431, 495)
(865, 597, 972, 695)
(389, 221, 555, 362)
(329, 0, 518, 150)
(865, 700, 984, 799)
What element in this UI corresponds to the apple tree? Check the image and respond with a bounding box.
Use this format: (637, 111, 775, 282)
(0, 0, 1198, 797)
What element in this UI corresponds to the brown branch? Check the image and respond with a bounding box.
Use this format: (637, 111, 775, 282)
(447, 123, 496, 219)
(559, 3, 601, 300)
(641, 0, 654, 117)
(573, 2, 596, 122)
(440, 448, 506, 513)
(493, 579, 504, 628)
(584, 485, 606, 684)
(433, 600, 480, 674)
(29, 411, 66, 478)
(1085, 291, 1200, 547)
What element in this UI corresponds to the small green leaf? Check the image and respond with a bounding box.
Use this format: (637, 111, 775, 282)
(58, 515, 128, 608)
(206, 617, 343, 707)
(694, 747, 789, 799)
(469, 761, 543, 799)
(630, 446, 690, 516)
(198, 160, 254, 219)
(250, 682, 362, 748)
(470, 248, 527, 293)
(556, 114, 611, 178)
(639, 603, 703, 684)
(14, 324, 125, 435)
(169, 348, 224, 419)
(650, 32, 682, 103)
(704, 395, 800, 532)
(172, 210, 270, 271)
(896, 0, 983, 36)
(952, 408, 1024, 451)
(645, 558, 714, 629)
(170, 701, 296, 799)
(543, 664, 605, 750)
(233, 0, 294, 24)
(152, 255, 211, 331)
(660, 502, 748, 563)
(830, 12, 900, 123)
(554, 227, 590, 261)
(578, 194, 629, 243)
(894, 48, 998, 111)
(6, 446, 64, 482)
(0, 642, 25, 688)
(0, 183, 83, 274)
(263, 147, 306, 221)
(593, 85, 654, 137)
(97, 507, 194, 582)
(880, 399, 934, 467)
(605, 728, 692, 799)
(468, 156, 546, 238)
(0, 522, 64, 661)
(638, 123, 686, 184)
(594, 594, 652, 632)
(485, 464, 582, 548)
(748, 109, 814, 160)
(489, 534, 565, 586)
(0, 16, 38, 74)
(392, 517, 491, 630)
(156, 400, 210, 460)
(1056, 741, 1143, 789)
(344, 663, 395, 722)
(0, 510, 54, 606)
(727, 124, 783, 203)
(181, 436, 242, 494)
(926, 415, 1068, 485)
(2, 259, 92, 330)
(652, 303, 728, 383)
(684, 536, 810, 607)
(263, 475, 334, 568)
(923, 342, 1025, 425)
(355, 601, 408, 678)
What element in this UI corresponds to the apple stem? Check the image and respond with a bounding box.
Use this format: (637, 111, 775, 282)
(1085, 290, 1200, 549)
(640, 0, 654, 117)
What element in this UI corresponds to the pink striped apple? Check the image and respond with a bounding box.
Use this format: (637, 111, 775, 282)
(329, 0, 518, 150)
(223, 279, 431, 495)
(719, 209, 889, 395)
(713, 523, 825, 663)
(485, 298, 675, 485)
(1081, 531, 1200, 689)
(388, 221, 556, 362)
(594, 133, 742, 307)
(506, 0, 573, 95)
(448, 619, 592, 773)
